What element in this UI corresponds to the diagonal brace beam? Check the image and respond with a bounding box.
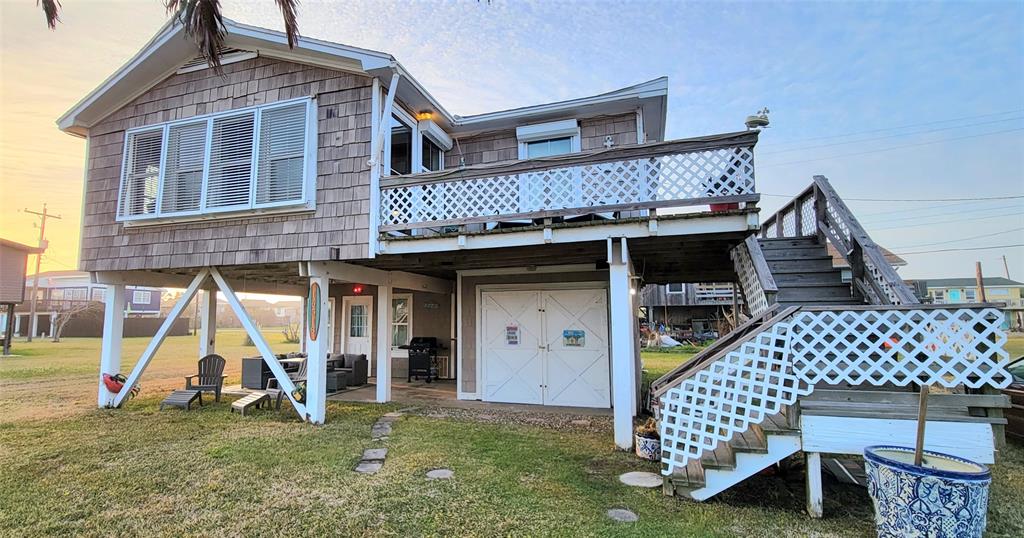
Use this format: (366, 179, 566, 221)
(113, 269, 210, 407)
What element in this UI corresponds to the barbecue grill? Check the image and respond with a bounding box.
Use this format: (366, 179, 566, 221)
(407, 336, 439, 383)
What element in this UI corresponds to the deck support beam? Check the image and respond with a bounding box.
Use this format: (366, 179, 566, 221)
(376, 278, 394, 403)
(98, 284, 125, 407)
(304, 271, 331, 424)
(609, 237, 638, 449)
(805, 451, 823, 518)
(198, 288, 217, 358)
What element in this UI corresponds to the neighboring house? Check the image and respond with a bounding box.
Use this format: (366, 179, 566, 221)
(923, 277, 1024, 330)
(826, 243, 906, 283)
(0, 239, 43, 353)
(14, 271, 163, 338)
(57, 20, 1011, 510)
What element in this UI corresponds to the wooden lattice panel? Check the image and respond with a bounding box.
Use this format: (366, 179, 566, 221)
(790, 308, 1011, 389)
(799, 197, 816, 236)
(731, 241, 770, 317)
(659, 321, 806, 475)
(380, 146, 756, 228)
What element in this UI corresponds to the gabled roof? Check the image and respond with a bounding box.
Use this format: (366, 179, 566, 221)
(827, 243, 907, 269)
(925, 277, 1024, 288)
(58, 18, 669, 141)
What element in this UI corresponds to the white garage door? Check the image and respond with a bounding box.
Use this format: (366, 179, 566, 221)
(481, 288, 609, 408)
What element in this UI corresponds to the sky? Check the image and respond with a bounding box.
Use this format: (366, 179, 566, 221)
(1, 0, 1022, 282)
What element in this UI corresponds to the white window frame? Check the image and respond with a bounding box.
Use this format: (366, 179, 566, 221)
(116, 96, 317, 223)
(390, 293, 413, 351)
(132, 290, 152, 305)
(384, 105, 448, 175)
(964, 289, 977, 302)
(516, 119, 581, 160)
(91, 287, 106, 302)
(666, 283, 685, 295)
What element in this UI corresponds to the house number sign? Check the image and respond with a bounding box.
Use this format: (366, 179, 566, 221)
(506, 325, 520, 345)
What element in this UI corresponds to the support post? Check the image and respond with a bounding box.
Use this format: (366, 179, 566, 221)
(198, 288, 217, 358)
(376, 279, 393, 403)
(3, 304, 14, 355)
(805, 451, 823, 518)
(609, 237, 637, 449)
(98, 284, 125, 407)
(304, 272, 330, 424)
(299, 295, 308, 354)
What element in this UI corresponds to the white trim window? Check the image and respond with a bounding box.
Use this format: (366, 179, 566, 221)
(385, 106, 451, 175)
(666, 283, 685, 295)
(132, 290, 152, 304)
(117, 97, 317, 221)
(964, 289, 977, 302)
(391, 294, 412, 347)
(516, 119, 581, 159)
(91, 288, 106, 302)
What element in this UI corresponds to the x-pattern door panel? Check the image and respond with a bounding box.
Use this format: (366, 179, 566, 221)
(481, 288, 610, 408)
(481, 291, 544, 405)
(542, 290, 610, 408)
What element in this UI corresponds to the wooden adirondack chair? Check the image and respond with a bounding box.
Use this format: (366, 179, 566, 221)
(185, 354, 227, 402)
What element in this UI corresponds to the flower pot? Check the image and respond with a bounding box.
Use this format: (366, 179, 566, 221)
(864, 445, 991, 538)
(710, 202, 739, 212)
(102, 373, 124, 393)
(635, 435, 661, 461)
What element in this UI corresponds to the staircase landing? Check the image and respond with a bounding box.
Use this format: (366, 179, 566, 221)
(758, 237, 864, 308)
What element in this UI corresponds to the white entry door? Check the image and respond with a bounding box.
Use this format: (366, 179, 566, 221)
(341, 296, 373, 360)
(481, 288, 610, 408)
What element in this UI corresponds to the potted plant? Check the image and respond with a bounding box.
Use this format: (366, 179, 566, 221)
(634, 417, 661, 461)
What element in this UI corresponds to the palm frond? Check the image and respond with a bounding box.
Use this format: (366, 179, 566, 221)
(38, 0, 62, 29)
(165, 0, 227, 71)
(274, 0, 300, 48)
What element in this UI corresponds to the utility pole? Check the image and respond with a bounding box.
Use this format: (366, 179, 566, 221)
(1003, 255, 1011, 280)
(24, 204, 61, 342)
(975, 261, 987, 303)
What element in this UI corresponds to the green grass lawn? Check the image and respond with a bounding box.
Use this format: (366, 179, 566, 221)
(0, 336, 1022, 536)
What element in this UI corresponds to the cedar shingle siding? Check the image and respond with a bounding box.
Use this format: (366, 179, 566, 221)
(80, 57, 372, 271)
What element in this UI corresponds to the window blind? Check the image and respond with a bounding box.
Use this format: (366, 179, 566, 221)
(206, 112, 256, 208)
(119, 129, 163, 217)
(160, 121, 206, 214)
(256, 102, 307, 205)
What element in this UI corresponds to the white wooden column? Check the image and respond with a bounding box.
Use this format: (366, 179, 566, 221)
(299, 295, 308, 354)
(198, 288, 217, 358)
(805, 451, 823, 518)
(376, 279, 393, 402)
(98, 284, 125, 407)
(609, 238, 638, 449)
(304, 273, 331, 424)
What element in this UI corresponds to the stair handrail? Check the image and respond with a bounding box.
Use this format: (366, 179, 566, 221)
(649, 304, 781, 399)
(731, 235, 778, 317)
(760, 175, 918, 305)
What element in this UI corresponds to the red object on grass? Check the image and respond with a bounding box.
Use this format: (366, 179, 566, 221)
(102, 373, 124, 393)
(710, 203, 740, 212)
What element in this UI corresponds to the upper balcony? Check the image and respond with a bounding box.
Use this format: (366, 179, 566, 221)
(377, 130, 760, 247)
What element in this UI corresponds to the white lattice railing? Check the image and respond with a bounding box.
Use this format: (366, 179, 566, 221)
(379, 131, 759, 232)
(760, 175, 919, 306)
(730, 235, 777, 317)
(658, 305, 1011, 475)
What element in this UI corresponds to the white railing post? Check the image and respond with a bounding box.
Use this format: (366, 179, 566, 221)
(98, 283, 125, 407)
(198, 288, 217, 358)
(376, 278, 394, 403)
(304, 271, 330, 424)
(609, 237, 637, 449)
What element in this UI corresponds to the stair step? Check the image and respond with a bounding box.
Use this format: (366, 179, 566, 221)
(668, 458, 706, 492)
(758, 238, 819, 249)
(762, 248, 831, 260)
(701, 443, 736, 471)
(759, 411, 801, 435)
(728, 429, 769, 454)
(772, 270, 847, 285)
(776, 285, 855, 301)
(767, 258, 835, 272)
(779, 297, 865, 307)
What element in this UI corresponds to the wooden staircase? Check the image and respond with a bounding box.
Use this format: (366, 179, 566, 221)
(758, 237, 864, 308)
(663, 410, 802, 501)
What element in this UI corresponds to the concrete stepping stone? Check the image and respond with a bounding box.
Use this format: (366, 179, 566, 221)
(619, 471, 662, 488)
(355, 461, 383, 474)
(606, 508, 638, 523)
(371, 422, 392, 440)
(426, 468, 454, 480)
(363, 448, 388, 461)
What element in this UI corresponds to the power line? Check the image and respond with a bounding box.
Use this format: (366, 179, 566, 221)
(767, 109, 1024, 146)
(761, 193, 1024, 202)
(758, 126, 1024, 168)
(890, 227, 1024, 249)
(895, 244, 1024, 255)
(858, 198, 1007, 218)
(760, 116, 1024, 155)
(860, 204, 1024, 225)
(868, 210, 1024, 232)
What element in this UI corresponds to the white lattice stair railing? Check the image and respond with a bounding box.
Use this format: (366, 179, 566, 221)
(658, 306, 1013, 476)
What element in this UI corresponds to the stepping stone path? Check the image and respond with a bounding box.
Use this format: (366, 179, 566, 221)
(426, 468, 454, 480)
(618, 471, 662, 488)
(606, 508, 639, 523)
(356, 408, 417, 474)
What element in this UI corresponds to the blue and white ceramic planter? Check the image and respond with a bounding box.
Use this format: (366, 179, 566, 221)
(635, 435, 661, 461)
(864, 445, 991, 538)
